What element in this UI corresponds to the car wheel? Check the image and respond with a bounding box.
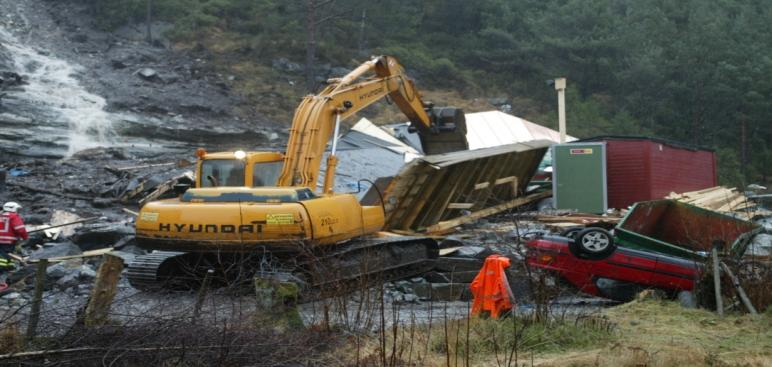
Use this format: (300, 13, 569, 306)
(559, 227, 583, 240)
(569, 227, 616, 260)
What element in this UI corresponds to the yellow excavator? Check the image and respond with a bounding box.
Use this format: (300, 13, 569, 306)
(128, 56, 467, 293)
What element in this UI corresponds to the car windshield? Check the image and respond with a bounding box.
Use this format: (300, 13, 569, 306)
(200, 159, 245, 187)
(253, 161, 283, 187)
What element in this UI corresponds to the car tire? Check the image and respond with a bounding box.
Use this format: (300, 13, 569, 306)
(559, 227, 583, 240)
(569, 227, 616, 260)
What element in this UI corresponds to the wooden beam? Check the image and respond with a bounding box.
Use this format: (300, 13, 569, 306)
(84, 254, 124, 327)
(425, 191, 552, 234)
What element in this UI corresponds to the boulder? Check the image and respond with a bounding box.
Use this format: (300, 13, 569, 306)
(45, 259, 83, 286)
(79, 265, 97, 280)
(56, 272, 80, 290)
(28, 242, 82, 260)
(71, 222, 134, 251)
(55, 264, 96, 290)
(136, 68, 161, 82)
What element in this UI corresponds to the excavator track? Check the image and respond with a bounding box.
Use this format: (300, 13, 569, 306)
(127, 236, 438, 298)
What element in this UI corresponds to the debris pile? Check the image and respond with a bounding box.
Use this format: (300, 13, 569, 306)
(666, 186, 771, 219)
(383, 140, 552, 234)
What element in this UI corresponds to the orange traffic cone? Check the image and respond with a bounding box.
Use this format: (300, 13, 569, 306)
(470, 254, 515, 318)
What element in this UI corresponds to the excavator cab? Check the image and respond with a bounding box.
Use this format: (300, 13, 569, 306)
(195, 150, 284, 188)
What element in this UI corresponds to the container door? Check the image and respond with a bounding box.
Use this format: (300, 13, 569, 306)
(552, 143, 607, 213)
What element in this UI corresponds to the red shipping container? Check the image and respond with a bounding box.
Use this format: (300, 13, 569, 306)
(582, 137, 717, 209)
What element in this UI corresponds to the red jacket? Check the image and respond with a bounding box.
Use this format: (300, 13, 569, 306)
(0, 211, 28, 245)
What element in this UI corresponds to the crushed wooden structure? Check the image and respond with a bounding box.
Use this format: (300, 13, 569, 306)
(666, 186, 771, 219)
(382, 140, 551, 233)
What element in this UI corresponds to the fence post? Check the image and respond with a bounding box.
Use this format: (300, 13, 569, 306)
(711, 242, 723, 318)
(193, 269, 214, 321)
(84, 254, 124, 327)
(26, 259, 48, 340)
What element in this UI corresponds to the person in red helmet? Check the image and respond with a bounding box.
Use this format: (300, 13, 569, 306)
(0, 202, 28, 291)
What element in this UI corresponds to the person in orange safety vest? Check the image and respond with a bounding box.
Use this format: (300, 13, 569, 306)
(470, 254, 515, 318)
(0, 202, 28, 290)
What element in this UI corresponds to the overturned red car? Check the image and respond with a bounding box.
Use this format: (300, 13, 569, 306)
(525, 229, 703, 302)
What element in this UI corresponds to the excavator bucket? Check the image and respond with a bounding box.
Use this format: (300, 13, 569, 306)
(419, 107, 468, 155)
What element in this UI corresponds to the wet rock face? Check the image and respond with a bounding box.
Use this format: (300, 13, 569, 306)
(0, 0, 278, 159)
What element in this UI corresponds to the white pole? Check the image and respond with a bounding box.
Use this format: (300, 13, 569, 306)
(555, 78, 567, 143)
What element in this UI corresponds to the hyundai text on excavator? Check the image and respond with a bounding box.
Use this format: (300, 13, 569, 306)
(128, 56, 467, 294)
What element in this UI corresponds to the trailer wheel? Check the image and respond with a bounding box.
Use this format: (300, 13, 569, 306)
(569, 228, 616, 260)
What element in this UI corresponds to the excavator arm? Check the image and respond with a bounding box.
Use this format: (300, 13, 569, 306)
(277, 56, 466, 193)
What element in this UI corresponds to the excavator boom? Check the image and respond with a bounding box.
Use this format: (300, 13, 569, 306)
(277, 55, 466, 192)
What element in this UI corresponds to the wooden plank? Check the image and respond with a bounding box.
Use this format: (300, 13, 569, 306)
(28, 247, 114, 263)
(114, 162, 175, 171)
(473, 182, 490, 190)
(84, 254, 124, 327)
(425, 191, 552, 234)
(493, 176, 518, 186)
(447, 203, 474, 209)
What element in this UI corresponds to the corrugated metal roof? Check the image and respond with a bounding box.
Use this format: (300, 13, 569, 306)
(465, 111, 575, 150)
(338, 118, 420, 156)
(386, 111, 574, 152)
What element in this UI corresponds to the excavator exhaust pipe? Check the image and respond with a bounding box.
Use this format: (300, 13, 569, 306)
(415, 107, 468, 155)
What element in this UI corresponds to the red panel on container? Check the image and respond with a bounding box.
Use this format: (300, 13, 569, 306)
(648, 143, 717, 200)
(605, 140, 652, 209)
(600, 138, 717, 209)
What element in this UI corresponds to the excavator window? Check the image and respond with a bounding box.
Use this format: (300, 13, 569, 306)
(200, 159, 245, 187)
(252, 161, 283, 187)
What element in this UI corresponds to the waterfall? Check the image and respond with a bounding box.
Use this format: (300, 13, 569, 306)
(0, 27, 116, 156)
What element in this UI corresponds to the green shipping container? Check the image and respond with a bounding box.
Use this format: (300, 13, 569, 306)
(552, 143, 607, 213)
